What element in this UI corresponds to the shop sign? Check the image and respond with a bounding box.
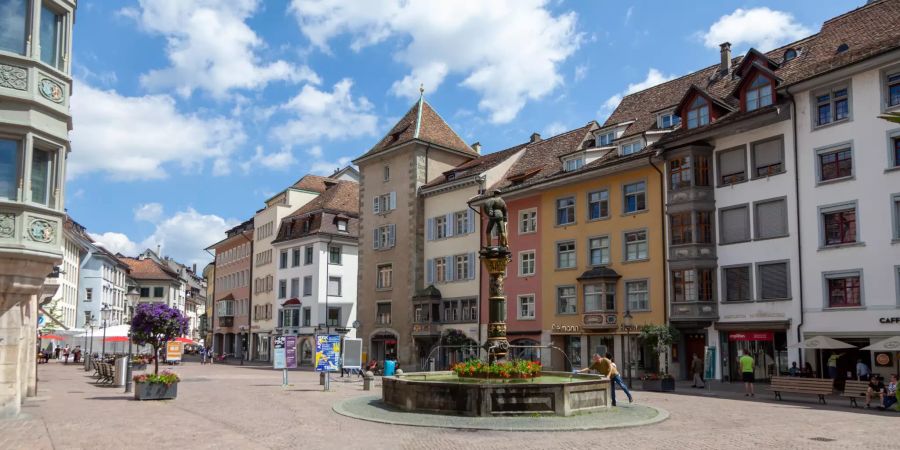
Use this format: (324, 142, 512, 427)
(582, 314, 617, 328)
(551, 324, 580, 333)
(875, 352, 893, 367)
(878, 317, 900, 324)
(728, 331, 773, 341)
(166, 341, 183, 362)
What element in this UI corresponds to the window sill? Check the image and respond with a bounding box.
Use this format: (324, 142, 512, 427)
(621, 209, 649, 217)
(556, 312, 579, 316)
(816, 175, 854, 186)
(627, 309, 652, 313)
(555, 222, 578, 228)
(884, 166, 900, 174)
(818, 242, 865, 251)
(823, 306, 866, 311)
(750, 170, 786, 181)
(892, 238, 900, 245)
(717, 178, 749, 189)
(375, 288, 393, 292)
(753, 234, 790, 242)
(587, 216, 611, 223)
(518, 273, 536, 278)
(812, 117, 851, 131)
(621, 258, 650, 265)
(756, 297, 792, 303)
(718, 239, 752, 246)
(555, 267, 578, 271)
(517, 317, 537, 321)
(518, 230, 537, 236)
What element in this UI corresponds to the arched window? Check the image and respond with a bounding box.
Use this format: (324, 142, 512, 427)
(686, 96, 709, 129)
(783, 48, 798, 62)
(746, 74, 773, 111)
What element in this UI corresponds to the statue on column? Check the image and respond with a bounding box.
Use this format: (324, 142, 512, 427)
(482, 190, 508, 248)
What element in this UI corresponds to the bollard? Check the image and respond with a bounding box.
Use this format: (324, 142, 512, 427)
(319, 372, 325, 385)
(363, 371, 374, 391)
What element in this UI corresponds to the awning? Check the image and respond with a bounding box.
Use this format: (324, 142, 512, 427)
(715, 320, 790, 331)
(861, 336, 900, 351)
(789, 336, 856, 349)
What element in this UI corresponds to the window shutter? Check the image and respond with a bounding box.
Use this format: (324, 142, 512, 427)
(426, 218, 434, 241)
(389, 192, 397, 210)
(755, 200, 787, 239)
(720, 206, 749, 243)
(445, 213, 454, 237)
(426, 259, 434, 285)
(719, 148, 745, 178)
(444, 256, 454, 281)
(759, 263, 788, 299)
(388, 224, 396, 248)
(468, 252, 476, 279)
(373, 196, 380, 214)
(373, 228, 380, 249)
(753, 139, 782, 169)
(278, 310, 284, 327)
(466, 209, 475, 234)
(725, 267, 749, 301)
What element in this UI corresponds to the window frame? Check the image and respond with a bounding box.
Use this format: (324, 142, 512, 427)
(755, 260, 791, 301)
(563, 156, 585, 172)
(719, 204, 751, 245)
(721, 264, 752, 302)
(716, 145, 747, 187)
(887, 130, 900, 170)
(812, 83, 852, 129)
(814, 141, 854, 184)
(556, 285, 577, 315)
(519, 208, 537, 234)
(0, 137, 22, 201)
(669, 212, 693, 245)
(625, 279, 650, 311)
(304, 246, 314, 265)
(822, 269, 864, 309)
(620, 139, 644, 156)
(623, 229, 648, 262)
(749, 135, 785, 179)
(518, 250, 536, 277)
(818, 201, 860, 249)
(328, 245, 342, 265)
(517, 294, 536, 320)
(892, 193, 900, 241)
(669, 156, 692, 190)
(744, 73, 774, 112)
(327, 276, 341, 297)
(39, 2, 66, 71)
(588, 235, 610, 267)
(598, 131, 615, 147)
(587, 189, 609, 221)
(884, 68, 900, 110)
(556, 196, 576, 226)
(753, 196, 789, 240)
(29, 146, 55, 206)
(302, 275, 312, 297)
(657, 111, 680, 129)
(584, 282, 616, 312)
(376, 263, 393, 290)
(686, 96, 710, 129)
(556, 240, 576, 269)
(622, 180, 647, 214)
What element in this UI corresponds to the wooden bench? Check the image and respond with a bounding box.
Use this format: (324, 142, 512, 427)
(841, 380, 870, 407)
(768, 376, 833, 404)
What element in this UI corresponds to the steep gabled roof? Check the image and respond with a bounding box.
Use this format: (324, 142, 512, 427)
(422, 142, 527, 189)
(290, 174, 331, 194)
(286, 180, 359, 219)
(272, 180, 360, 244)
(119, 257, 179, 282)
(492, 123, 596, 192)
(353, 96, 476, 163)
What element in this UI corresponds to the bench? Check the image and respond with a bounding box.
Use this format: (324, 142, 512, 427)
(768, 376, 833, 404)
(841, 380, 869, 407)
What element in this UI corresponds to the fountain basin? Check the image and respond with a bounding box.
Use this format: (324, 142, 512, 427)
(382, 371, 611, 417)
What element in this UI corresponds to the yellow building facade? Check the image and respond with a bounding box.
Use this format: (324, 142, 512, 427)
(537, 157, 666, 375)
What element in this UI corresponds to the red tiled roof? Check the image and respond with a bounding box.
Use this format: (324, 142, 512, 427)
(605, 0, 900, 142)
(422, 142, 527, 189)
(119, 257, 179, 281)
(290, 174, 331, 194)
(354, 98, 476, 162)
(273, 180, 360, 244)
(492, 124, 596, 192)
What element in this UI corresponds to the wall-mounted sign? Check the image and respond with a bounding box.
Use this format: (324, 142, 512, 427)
(551, 324, 580, 333)
(728, 331, 774, 341)
(582, 314, 617, 328)
(875, 352, 893, 367)
(879, 317, 900, 324)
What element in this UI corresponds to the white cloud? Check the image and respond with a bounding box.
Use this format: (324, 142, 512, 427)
(134, 203, 164, 222)
(701, 8, 812, 52)
(574, 64, 588, 82)
(271, 78, 379, 144)
(624, 6, 634, 25)
(125, 0, 319, 98)
(304, 146, 352, 176)
(599, 68, 677, 118)
(69, 82, 246, 180)
(92, 208, 237, 267)
(542, 121, 568, 138)
(290, 0, 582, 124)
(90, 232, 141, 256)
(240, 145, 297, 173)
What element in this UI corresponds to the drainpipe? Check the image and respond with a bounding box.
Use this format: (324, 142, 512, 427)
(787, 92, 805, 367)
(236, 230, 253, 364)
(648, 152, 667, 325)
(204, 250, 216, 353)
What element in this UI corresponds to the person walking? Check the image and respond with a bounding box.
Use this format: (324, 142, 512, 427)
(855, 358, 870, 381)
(54, 345, 61, 360)
(691, 353, 705, 388)
(63, 345, 70, 364)
(739, 349, 755, 397)
(827, 352, 843, 379)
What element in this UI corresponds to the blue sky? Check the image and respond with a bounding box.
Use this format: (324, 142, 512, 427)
(67, 0, 862, 266)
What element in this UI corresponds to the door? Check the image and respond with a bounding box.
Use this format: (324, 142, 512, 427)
(684, 333, 706, 380)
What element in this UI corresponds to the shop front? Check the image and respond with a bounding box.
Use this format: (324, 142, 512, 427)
(722, 331, 787, 382)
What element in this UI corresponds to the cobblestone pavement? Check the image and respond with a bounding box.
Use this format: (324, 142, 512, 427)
(2, 361, 896, 450)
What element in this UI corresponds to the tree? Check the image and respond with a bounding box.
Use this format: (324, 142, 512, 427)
(130, 303, 188, 374)
(39, 299, 65, 332)
(639, 324, 681, 375)
(879, 112, 900, 124)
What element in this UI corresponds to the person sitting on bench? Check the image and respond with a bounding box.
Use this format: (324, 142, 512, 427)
(884, 374, 898, 410)
(866, 375, 886, 409)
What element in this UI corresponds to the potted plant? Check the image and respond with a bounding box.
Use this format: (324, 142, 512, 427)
(130, 303, 188, 400)
(451, 359, 542, 379)
(638, 324, 680, 392)
(131, 354, 150, 371)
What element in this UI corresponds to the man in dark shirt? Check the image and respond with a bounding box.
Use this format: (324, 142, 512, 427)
(866, 375, 886, 409)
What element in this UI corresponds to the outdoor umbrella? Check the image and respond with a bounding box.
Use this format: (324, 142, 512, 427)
(40, 334, 64, 340)
(104, 336, 129, 342)
(790, 336, 856, 378)
(861, 336, 900, 376)
(174, 337, 195, 344)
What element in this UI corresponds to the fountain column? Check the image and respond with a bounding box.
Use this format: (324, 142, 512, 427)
(479, 191, 510, 362)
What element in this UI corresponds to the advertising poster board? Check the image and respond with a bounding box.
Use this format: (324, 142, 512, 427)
(285, 335, 297, 369)
(704, 346, 716, 381)
(342, 338, 362, 370)
(315, 334, 340, 372)
(273, 336, 286, 369)
(166, 341, 183, 362)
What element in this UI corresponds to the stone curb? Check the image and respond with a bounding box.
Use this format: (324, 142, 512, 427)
(332, 395, 669, 432)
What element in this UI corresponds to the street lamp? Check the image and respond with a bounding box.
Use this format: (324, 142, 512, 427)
(124, 286, 140, 393)
(623, 309, 634, 387)
(100, 303, 111, 359)
(86, 313, 95, 371)
(239, 325, 247, 366)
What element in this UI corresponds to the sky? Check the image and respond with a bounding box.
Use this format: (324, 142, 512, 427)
(67, 0, 864, 267)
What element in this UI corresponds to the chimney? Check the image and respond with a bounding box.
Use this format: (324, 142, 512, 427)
(156, 244, 161, 256)
(719, 42, 732, 73)
(192, 263, 197, 274)
(530, 132, 542, 143)
(471, 141, 482, 154)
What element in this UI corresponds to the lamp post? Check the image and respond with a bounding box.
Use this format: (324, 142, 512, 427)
(124, 286, 140, 393)
(86, 314, 95, 371)
(239, 325, 247, 366)
(623, 310, 634, 387)
(100, 303, 111, 359)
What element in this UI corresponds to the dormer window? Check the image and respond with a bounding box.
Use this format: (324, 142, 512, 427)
(783, 48, 798, 62)
(336, 219, 348, 232)
(563, 157, 584, 172)
(620, 140, 644, 156)
(658, 112, 680, 129)
(686, 97, 710, 129)
(598, 131, 615, 146)
(745, 74, 773, 111)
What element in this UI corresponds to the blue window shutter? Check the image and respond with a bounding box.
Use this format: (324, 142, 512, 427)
(373, 228, 380, 249)
(389, 192, 397, 210)
(373, 196, 380, 214)
(426, 259, 434, 285)
(445, 213, 454, 237)
(468, 252, 476, 279)
(467, 209, 475, 234)
(426, 217, 434, 241)
(388, 224, 396, 247)
(446, 256, 455, 281)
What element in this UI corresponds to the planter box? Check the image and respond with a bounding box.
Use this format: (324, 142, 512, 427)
(641, 378, 675, 392)
(134, 381, 178, 400)
(131, 363, 147, 371)
(457, 372, 541, 380)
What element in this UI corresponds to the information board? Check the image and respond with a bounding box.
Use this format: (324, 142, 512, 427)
(315, 334, 341, 372)
(285, 335, 297, 369)
(166, 341, 183, 362)
(273, 336, 286, 369)
(704, 346, 716, 381)
(342, 338, 362, 369)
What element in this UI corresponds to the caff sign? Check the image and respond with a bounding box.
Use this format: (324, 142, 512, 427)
(879, 317, 900, 324)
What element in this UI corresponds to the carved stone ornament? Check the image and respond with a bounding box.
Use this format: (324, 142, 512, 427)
(0, 64, 28, 91)
(27, 218, 54, 243)
(0, 214, 14, 238)
(38, 78, 64, 103)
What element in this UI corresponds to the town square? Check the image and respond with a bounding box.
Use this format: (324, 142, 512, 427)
(1, 1, 899, 449)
